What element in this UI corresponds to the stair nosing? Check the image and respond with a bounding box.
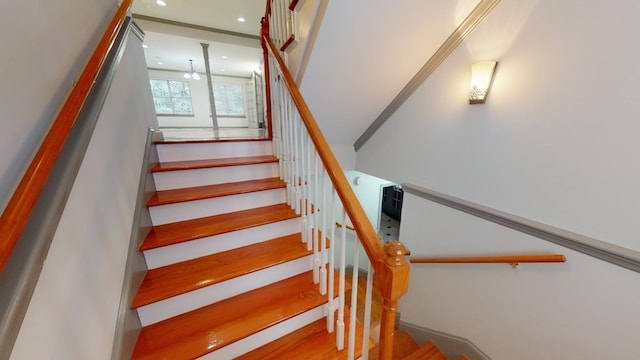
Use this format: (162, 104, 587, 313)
(140, 203, 298, 251)
(131, 270, 340, 360)
(155, 137, 272, 145)
(151, 155, 279, 173)
(133, 233, 309, 308)
(147, 177, 287, 207)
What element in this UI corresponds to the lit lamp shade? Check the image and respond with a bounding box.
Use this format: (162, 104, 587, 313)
(469, 61, 497, 104)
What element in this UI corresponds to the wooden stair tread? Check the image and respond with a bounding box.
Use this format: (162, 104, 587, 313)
(140, 203, 297, 251)
(131, 271, 336, 360)
(404, 341, 447, 360)
(132, 233, 308, 308)
(155, 138, 270, 144)
(147, 177, 287, 207)
(392, 331, 420, 359)
(236, 309, 373, 360)
(151, 155, 278, 172)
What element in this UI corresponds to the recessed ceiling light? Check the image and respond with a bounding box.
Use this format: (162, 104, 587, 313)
(237, 17, 245, 23)
(220, 69, 226, 72)
(157, 62, 163, 65)
(142, 44, 148, 49)
(156, 0, 167, 6)
(221, 55, 228, 59)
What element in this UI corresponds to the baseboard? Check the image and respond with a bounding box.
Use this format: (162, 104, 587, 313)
(399, 321, 492, 360)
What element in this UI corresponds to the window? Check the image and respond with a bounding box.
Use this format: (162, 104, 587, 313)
(213, 83, 245, 116)
(150, 79, 194, 115)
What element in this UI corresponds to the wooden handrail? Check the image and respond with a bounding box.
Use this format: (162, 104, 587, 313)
(335, 221, 356, 232)
(262, 12, 410, 359)
(410, 254, 566, 264)
(262, 31, 385, 267)
(0, 0, 133, 273)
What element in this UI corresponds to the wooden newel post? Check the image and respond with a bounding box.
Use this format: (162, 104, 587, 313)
(376, 240, 411, 360)
(260, 17, 273, 139)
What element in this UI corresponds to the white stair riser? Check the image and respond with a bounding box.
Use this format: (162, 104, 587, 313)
(157, 141, 273, 162)
(137, 256, 313, 326)
(153, 163, 279, 190)
(149, 188, 286, 225)
(200, 304, 326, 360)
(143, 218, 301, 269)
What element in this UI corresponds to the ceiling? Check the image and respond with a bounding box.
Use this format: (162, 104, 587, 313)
(132, 0, 266, 77)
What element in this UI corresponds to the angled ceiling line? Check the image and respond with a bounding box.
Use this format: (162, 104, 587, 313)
(353, 0, 501, 152)
(132, 14, 261, 41)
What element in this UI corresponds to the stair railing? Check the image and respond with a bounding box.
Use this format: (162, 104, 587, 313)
(262, 5, 410, 359)
(267, 0, 295, 51)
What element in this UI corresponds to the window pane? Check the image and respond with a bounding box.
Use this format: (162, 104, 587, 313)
(169, 80, 190, 97)
(150, 79, 194, 115)
(150, 80, 170, 97)
(153, 97, 173, 114)
(172, 97, 193, 114)
(213, 83, 245, 116)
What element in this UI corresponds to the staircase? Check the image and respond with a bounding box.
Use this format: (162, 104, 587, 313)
(128, 136, 452, 359)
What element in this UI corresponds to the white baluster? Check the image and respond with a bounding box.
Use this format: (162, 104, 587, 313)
(362, 262, 373, 360)
(336, 210, 347, 350)
(312, 150, 320, 284)
(299, 126, 308, 245)
(348, 236, 359, 360)
(327, 187, 336, 333)
(319, 167, 328, 295)
(306, 139, 313, 252)
(291, 111, 299, 214)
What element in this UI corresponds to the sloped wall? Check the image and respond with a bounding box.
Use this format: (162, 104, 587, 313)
(0, 0, 118, 212)
(354, 0, 640, 358)
(9, 28, 157, 359)
(299, 0, 481, 166)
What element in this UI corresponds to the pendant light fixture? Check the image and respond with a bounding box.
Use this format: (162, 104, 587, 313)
(183, 59, 200, 80)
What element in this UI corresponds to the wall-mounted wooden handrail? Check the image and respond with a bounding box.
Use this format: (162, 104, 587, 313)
(0, 0, 133, 273)
(410, 254, 566, 264)
(335, 221, 356, 232)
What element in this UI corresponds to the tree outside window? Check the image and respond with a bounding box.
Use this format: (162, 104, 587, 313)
(150, 79, 194, 115)
(213, 83, 245, 116)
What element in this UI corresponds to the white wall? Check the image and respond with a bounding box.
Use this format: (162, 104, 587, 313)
(300, 0, 480, 149)
(400, 193, 640, 360)
(345, 170, 395, 232)
(10, 30, 158, 360)
(149, 69, 253, 128)
(342, 171, 395, 272)
(0, 0, 117, 213)
(353, 0, 640, 358)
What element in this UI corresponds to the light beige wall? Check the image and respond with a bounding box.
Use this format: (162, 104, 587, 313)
(354, 0, 640, 358)
(0, 0, 119, 212)
(10, 31, 157, 359)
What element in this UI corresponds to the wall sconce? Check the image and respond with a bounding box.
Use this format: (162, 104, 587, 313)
(469, 61, 497, 104)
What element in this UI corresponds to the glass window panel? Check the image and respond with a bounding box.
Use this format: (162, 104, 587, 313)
(153, 97, 173, 114)
(213, 83, 245, 116)
(150, 80, 170, 97)
(169, 80, 190, 97)
(172, 98, 193, 114)
(149, 79, 194, 115)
